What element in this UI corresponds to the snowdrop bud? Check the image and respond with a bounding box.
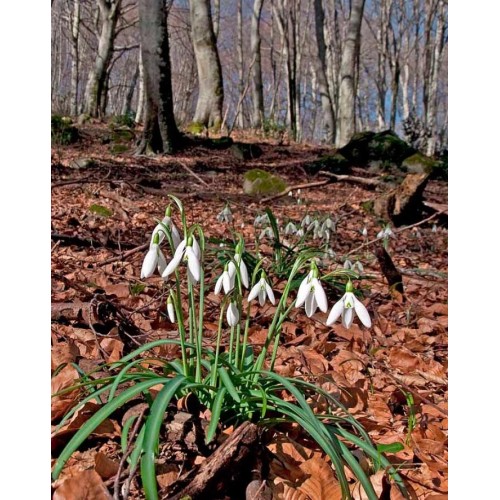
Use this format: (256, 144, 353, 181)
(167, 295, 175, 323)
(288, 191, 293, 197)
(227, 302, 239, 326)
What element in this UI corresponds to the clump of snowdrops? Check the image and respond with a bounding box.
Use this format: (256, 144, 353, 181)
(52, 196, 408, 500)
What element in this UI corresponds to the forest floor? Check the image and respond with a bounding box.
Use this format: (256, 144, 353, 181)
(51, 123, 448, 499)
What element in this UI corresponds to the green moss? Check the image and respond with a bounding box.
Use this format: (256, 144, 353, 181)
(187, 122, 206, 135)
(109, 114, 135, 128)
(110, 144, 129, 155)
(111, 129, 135, 143)
(360, 200, 374, 214)
(308, 153, 349, 174)
(243, 169, 287, 196)
(401, 153, 438, 174)
(89, 204, 113, 217)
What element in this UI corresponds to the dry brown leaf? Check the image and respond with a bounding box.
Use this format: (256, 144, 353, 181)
(53, 469, 112, 500)
(94, 452, 120, 480)
(100, 337, 124, 363)
(52, 340, 80, 371)
(389, 347, 421, 373)
(281, 457, 342, 500)
(51, 365, 80, 422)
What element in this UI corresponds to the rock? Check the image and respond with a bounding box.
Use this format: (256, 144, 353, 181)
(305, 153, 350, 175)
(110, 144, 129, 155)
(374, 172, 431, 225)
(401, 152, 439, 174)
(339, 130, 415, 166)
(208, 136, 234, 150)
(243, 168, 286, 196)
(69, 158, 94, 170)
(230, 143, 263, 160)
(77, 113, 90, 125)
(111, 128, 135, 143)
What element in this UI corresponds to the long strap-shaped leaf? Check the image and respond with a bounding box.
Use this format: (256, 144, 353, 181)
(141, 376, 187, 500)
(52, 377, 172, 480)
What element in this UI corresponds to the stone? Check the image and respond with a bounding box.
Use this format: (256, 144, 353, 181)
(305, 153, 350, 175)
(243, 168, 286, 196)
(401, 152, 439, 174)
(69, 158, 94, 170)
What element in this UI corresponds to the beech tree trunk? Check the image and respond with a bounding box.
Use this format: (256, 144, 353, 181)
(70, 0, 80, 116)
(336, 0, 365, 148)
(189, 0, 224, 129)
(250, 0, 264, 128)
(135, 0, 180, 155)
(83, 0, 121, 117)
(313, 0, 335, 143)
(135, 49, 144, 123)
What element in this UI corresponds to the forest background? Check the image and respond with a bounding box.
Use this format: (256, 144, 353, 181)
(0, 2, 496, 498)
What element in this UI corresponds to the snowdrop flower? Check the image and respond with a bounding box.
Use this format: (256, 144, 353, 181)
(228, 244, 249, 288)
(322, 217, 335, 232)
(296, 228, 305, 238)
(285, 221, 297, 235)
(166, 294, 175, 323)
(377, 225, 395, 240)
(259, 227, 274, 240)
(248, 271, 275, 306)
(151, 206, 181, 249)
(326, 281, 371, 328)
(227, 301, 240, 326)
(215, 264, 235, 295)
(432, 224, 438, 233)
(288, 190, 293, 197)
(141, 233, 167, 278)
(217, 205, 233, 223)
(162, 235, 201, 283)
(295, 264, 328, 318)
(301, 214, 312, 227)
(343, 259, 353, 270)
(307, 220, 319, 233)
(362, 227, 368, 238)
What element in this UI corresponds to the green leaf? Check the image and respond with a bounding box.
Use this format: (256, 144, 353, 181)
(89, 204, 113, 217)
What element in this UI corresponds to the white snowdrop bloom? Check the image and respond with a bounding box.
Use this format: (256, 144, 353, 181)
(307, 220, 319, 233)
(343, 259, 353, 270)
(162, 236, 201, 283)
(141, 234, 166, 278)
(248, 273, 275, 306)
(296, 228, 305, 238)
(260, 227, 273, 239)
(295, 267, 328, 318)
(322, 217, 335, 231)
(326, 282, 371, 329)
(151, 208, 181, 249)
(227, 301, 240, 326)
(297, 189, 301, 195)
(377, 226, 395, 240)
(301, 214, 312, 227)
(362, 227, 368, 237)
(217, 205, 233, 223)
(288, 190, 293, 197)
(215, 265, 235, 295)
(166, 295, 175, 323)
(285, 221, 297, 235)
(432, 224, 438, 233)
(228, 249, 249, 288)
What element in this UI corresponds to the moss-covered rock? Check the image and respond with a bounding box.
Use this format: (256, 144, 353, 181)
(111, 128, 135, 143)
(243, 169, 286, 196)
(69, 158, 95, 170)
(306, 153, 349, 175)
(230, 143, 263, 160)
(401, 152, 439, 174)
(339, 130, 415, 166)
(52, 115, 79, 145)
(110, 144, 129, 155)
(207, 136, 234, 150)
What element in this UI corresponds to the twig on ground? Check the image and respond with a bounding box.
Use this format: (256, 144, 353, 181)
(95, 243, 149, 266)
(260, 179, 331, 204)
(177, 159, 209, 187)
(318, 170, 381, 187)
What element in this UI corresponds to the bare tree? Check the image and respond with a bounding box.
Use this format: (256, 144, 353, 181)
(135, 0, 180, 154)
(189, 0, 223, 129)
(250, 0, 265, 128)
(336, 0, 366, 147)
(313, 0, 335, 142)
(83, 0, 122, 117)
(69, 0, 81, 116)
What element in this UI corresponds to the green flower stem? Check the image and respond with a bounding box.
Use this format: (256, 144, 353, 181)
(268, 301, 296, 371)
(239, 300, 253, 372)
(228, 325, 235, 364)
(187, 280, 197, 373)
(211, 302, 227, 387)
(172, 284, 188, 376)
(195, 232, 206, 384)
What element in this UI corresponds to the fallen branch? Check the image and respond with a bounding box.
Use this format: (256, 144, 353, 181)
(177, 159, 209, 187)
(167, 421, 260, 500)
(51, 232, 137, 250)
(260, 179, 331, 204)
(318, 170, 381, 188)
(95, 242, 149, 266)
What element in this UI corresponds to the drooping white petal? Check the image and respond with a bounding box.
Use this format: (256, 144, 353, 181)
(162, 240, 186, 278)
(227, 302, 239, 326)
(185, 247, 200, 282)
(265, 282, 276, 305)
(222, 271, 233, 294)
(215, 274, 224, 295)
(157, 249, 167, 275)
(296, 272, 312, 307)
(305, 292, 316, 317)
(312, 278, 328, 313)
(167, 302, 175, 323)
(353, 295, 372, 328)
(228, 261, 236, 278)
(237, 255, 249, 288)
(344, 292, 355, 309)
(342, 307, 354, 329)
(258, 287, 266, 306)
(141, 246, 158, 278)
(326, 297, 345, 326)
(248, 282, 261, 302)
(192, 236, 201, 259)
(171, 225, 181, 249)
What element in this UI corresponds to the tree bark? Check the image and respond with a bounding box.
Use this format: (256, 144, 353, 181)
(250, 0, 265, 128)
(336, 0, 365, 148)
(70, 0, 80, 116)
(313, 0, 335, 143)
(236, 0, 245, 129)
(83, 0, 121, 117)
(135, 0, 181, 155)
(135, 48, 144, 123)
(189, 0, 224, 129)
